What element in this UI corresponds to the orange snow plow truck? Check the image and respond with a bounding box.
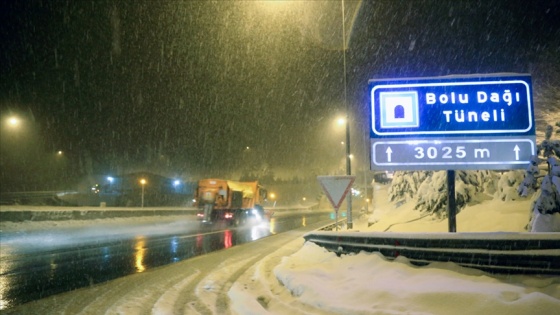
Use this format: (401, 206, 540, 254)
(194, 179, 272, 225)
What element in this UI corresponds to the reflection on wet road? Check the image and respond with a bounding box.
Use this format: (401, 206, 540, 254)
(0, 212, 331, 310)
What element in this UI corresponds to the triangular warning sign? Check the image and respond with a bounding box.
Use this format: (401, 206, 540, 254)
(317, 175, 356, 210)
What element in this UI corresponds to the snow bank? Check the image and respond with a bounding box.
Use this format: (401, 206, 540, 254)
(266, 183, 560, 314)
(274, 242, 560, 315)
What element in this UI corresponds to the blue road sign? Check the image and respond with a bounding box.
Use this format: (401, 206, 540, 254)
(369, 74, 536, 171)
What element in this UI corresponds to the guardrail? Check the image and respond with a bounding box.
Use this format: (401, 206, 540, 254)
(304, 231, 560, 275)
(317, 218, 347, 231)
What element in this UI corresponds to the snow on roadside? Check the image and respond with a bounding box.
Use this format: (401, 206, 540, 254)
(362, 184, 543, 233)
(273, 241, 560, 315)
(261, 184, 560, 314)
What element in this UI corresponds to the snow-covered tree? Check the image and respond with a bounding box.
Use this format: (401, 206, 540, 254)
(389, 170, 496, 218)
(413, 170, 495, 218)
(388, 171, 432, 204)
(539, 125, 560, 159)
(474, 170, 499, 195)
(533, 162, 560, 214)
(518, 124, 560, 232)
(414, 171, 447, 217)
(493, 170, 525, 201)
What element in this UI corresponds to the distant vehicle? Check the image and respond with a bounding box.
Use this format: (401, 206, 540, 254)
(373, 171, 394, 184)
(194, 179, 271, 225)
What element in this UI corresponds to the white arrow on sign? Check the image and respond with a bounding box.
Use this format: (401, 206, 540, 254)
(386, 146, 393, 162)
(317, 175, 356, 210)
(514, 145, 520, 160)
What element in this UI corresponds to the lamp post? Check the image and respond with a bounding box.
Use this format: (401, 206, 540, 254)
(140, 178, 147, 208)
(341, 0, 353, 229)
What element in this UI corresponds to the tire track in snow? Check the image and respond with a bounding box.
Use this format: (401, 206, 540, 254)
(151, 271, 200, 315)
(228, 237, 335, 315)
(195, 255, 268, 314)
(105, 267, 200, 315)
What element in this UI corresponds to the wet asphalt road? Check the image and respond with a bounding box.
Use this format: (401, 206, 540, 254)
(0, 212, 333, 309)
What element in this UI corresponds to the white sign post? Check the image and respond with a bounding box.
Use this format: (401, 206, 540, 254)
(317, 175, 356, 231)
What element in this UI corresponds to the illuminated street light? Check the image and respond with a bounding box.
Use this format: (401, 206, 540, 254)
(140, 178, 147, 208)
(269, 192, 276, 208)
(7, 116, 20, 127)
(4, 116, 23, 133)
(106, 176, 115, 193)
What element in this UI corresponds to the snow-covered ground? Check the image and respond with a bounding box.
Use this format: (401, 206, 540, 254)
(271, 242, 559, 315)
(2, 184, 559, 314)
(365, 184, 539, 233)
(260, 184, 560, 314)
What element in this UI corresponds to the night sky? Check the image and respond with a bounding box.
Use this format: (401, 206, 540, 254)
(1, 0, 559, 191)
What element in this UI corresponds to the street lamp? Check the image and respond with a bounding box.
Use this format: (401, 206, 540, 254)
(269, 192, 276, 208)
(173, 179, 181, 193)
(3, 115, 23, 136)
(106, 176, 115, 194)
(140, 178, 147, 208)
(7, 116, 20, 127)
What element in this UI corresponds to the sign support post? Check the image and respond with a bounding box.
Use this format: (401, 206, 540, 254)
(447, 170, 456, 232)
(334, 207, 340, 231)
